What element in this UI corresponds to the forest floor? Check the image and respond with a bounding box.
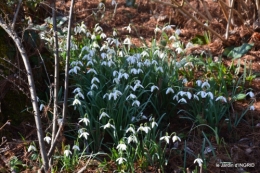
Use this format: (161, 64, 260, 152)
(1, 0, 260, 172)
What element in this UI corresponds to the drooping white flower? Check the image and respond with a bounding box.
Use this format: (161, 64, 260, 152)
(250, 105, 255, 111)
(112, 0, 117, 6)
(78, 117, 90, 126)
(151, 120, 158, 129)
(116, 157, 127, 165)
(201, 80, 210, 89)
(123, 37, 131, 45)
(175, 29, 181, 36)
(99, 112, 110, 120)
(28, 145, 37, 152)
(156, 66, 164, 73)
(160, 134, 171, 144)
(196, 80, 202, 87)
(91, 77, 100, 84)
(73, 98, 81, 105)
(102, 122, 115, 130)
(193, 94, 200, 101)
(116, 143, 127, 151)
(151, 85, 159, 92)
(44, 136, 51, 144)
(137, 124, 151, 134)
(72, 145, 80, 151)
(76, 92, 85, 99)
(154, 26, 161, 34)
(127, 135, 138, 144)
(132, 100, 140, 107)
(197, 91, 207, 98)
(123, 24, 131, 33)
(162, 24, 175, 31)
(166, 87, 174, 94)
(39, 104, 45, 111)
(176, 47, 184, 54)
(178, 98, 187, 103)
(126, 126, 136, 134)
(206, 92, 214, 100)
(64, 150, 72, 157)
(100, 33, 106, 39)
(172, 135, 181, 143)
(141, 51, 149, 57)
(215, 96, 227, 103)
(91, 84, 98, 90)
(194, 158, 203, 167)
(246, 91, 255, 98)
(79, 131, 89, 140)
(87, 68, 97, 75)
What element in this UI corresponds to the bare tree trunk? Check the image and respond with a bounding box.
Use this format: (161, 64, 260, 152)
(0, 18, 49, 172)
(47, 0, 75, 158)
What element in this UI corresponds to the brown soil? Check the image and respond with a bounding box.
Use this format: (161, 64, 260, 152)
(1, 0, 260, 172)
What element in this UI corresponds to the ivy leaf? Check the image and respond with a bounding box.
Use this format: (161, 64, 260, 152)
(223, 43, 254, 59)
(232, 93, 246, 101)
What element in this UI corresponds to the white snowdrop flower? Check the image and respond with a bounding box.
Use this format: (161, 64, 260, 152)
(64, 150, 72, 157)
(162, 24, 175, 31)
(196, 80, 202, 87)
(201, 80, 210, 89)
(175, 29, 181, 35)
(156, 66, 164, 73)
(107, 60, 115, 67)
(127, 135, 138, 144)
(172, 135, 181, 143)
(206, 92, 214, 100)
(73, 87, 81, 94)
(102, 122, 115, 129)
(91, 84, 98, 90)
(116, 143, 127, 151)
(151, 85, 159, 92)
(126, 126, 136, 134)
(123, 37, 131, 45)
(126, 94, 137, 100)
(141, 51, 149, 57)
(113, 30, 117, 36)
(116, 157, 127, 165)
(178, 91, 185, 97)
(91, 34, 96, 40)
(246, 91, 255, 98)
(101, 52, 107, 59)
(137, 62, 143, 68)
(131, 82, 144, 91)
(91, 77, 100, 84)
(132, 100, 140, 107)
(193, 94, 200, 101)
(87, 68, 97, 75)
(28, 145, 37, 152)
(72, 145, 80, 151)
(182, 78, 188, 84)
(151, 120, 158, 129)
(173, 94, 179, 101)
(118, 51, 124, 57)
(100, 33, 106, 39)
(99, 112, 110, 120)
(76, 92, 85, 99)
(79, 131, 89, 140)
(197, 91, 207, 98)
(160, 135, 171, 144)
(194, 158, 203, 167)
(178, 98, 187, 103)
(152, 60, 158, 65)
(122, 73, 129, 79)
(44, 136, 51, 144)
(166, 87, 174, 94)
(154, 26, 161, 33)
(216, 96, 227, 102)
(185, 91, 192, 99)
(113, 78, 120, 84)
(144, 59, 151, 66)
(87, 91, 93, 96)
(176, 47, 184, 54)
(113, 70, 118, 77)
(39, 104, 45, 111)
(137, 124, 151, 134)
(92, 42, 100, 48)
(78, 117, 90, 126)
(73, 98, 81, 105)
(94, 24, 103, 33)
(69, 66, 80, 74)
(130, 68, 138, 74)
(250, 105, 255, 111)
(123, 24, 131, 33)
(186, 42, 194, 49)
(87, 60, 94, 66)
(184, 62, 194, 69)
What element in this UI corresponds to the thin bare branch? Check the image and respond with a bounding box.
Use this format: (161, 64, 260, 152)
(11, 0, 23, 30)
